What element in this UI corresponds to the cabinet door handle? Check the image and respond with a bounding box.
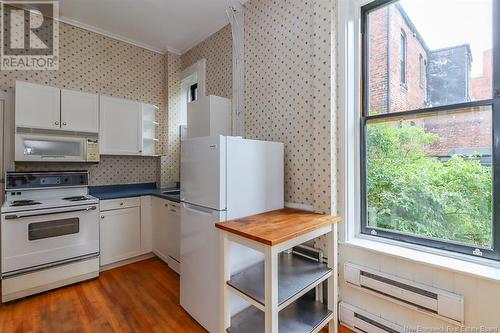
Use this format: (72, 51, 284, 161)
(62, 122, 67, 126)
(101, 216, 105, 219)
(170, 209, 177, 213)
(55, 121, 60, 125)
(120, 202, 124, 206)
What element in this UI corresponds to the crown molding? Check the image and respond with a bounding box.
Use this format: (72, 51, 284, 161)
(58, 16, 180, 55)
(56, 1, 248, 57)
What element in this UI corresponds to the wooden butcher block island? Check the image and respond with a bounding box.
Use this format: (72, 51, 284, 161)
(216, 208, 341, 333)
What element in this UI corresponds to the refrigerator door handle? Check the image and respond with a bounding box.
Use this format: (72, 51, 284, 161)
(182, 203, 216, 216)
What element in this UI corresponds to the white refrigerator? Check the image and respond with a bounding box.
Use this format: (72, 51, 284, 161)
(180, 135, 284, 333)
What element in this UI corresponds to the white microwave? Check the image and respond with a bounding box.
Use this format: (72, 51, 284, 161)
(15, 132, 100, 162)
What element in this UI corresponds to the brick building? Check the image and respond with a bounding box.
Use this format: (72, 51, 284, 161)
(472, 49, 493, 101)
(368, 3, 428, 115)
(368, 3, 492, 163)
(368, 3, 475, 114)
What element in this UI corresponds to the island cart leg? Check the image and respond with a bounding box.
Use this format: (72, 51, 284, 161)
(219, 231, 230, 333)
(328, 224, 338, 333)
(264, 245, 279, 333)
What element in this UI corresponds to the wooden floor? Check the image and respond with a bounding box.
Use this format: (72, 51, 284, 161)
(0, 258, 353, 333)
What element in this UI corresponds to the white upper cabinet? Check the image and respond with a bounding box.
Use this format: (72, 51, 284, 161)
(15, 81, 61, 130)
(99, 96, 142, 155)
(61, 89, 99, 133)
(15, 82, 99, 133)
(141, 103, 158, 156)
(15, 81, 157, 157)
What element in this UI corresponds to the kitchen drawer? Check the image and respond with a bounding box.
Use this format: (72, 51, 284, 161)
(100, 197, 140, 211)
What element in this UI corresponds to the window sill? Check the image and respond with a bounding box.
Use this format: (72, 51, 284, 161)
(341, 236, 500, 284)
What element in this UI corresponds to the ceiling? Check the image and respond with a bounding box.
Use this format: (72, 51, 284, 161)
(54, 0, 244, 54)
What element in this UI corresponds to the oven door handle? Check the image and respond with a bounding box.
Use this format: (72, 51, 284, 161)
(4, 206, 97, 220)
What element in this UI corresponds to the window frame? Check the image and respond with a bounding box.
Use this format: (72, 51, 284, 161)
(360, 0, 500, 261)
(400, 29, 408, 86)
(419, 54, 425, 89)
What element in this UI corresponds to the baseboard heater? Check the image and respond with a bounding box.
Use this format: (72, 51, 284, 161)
(344, 263, 464, 325)
(340, 302, 403, 333)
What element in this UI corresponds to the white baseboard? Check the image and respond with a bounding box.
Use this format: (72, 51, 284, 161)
(99, 253, 155, 272)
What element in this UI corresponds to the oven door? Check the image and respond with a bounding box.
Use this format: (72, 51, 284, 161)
(15, 133, 87, 162)
(1, 204, 99, 275)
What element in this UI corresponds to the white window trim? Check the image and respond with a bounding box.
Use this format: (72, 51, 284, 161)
(181, 58, 206, 97)
(336, 0, 500, 281)
(179, 59, 206, 125)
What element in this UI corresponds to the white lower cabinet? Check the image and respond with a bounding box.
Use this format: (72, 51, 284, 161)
(152, 197, 169, 262)
(99, 196, 179, 271)
(100, 206, 141, 266)
(152, 197, 180, 273)
(166, 202, 180, 273)
(140, 196, 153, 254)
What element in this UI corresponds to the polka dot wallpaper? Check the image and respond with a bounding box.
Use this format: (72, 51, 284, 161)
(16, 156, 160, 186)
(163, 25, 233, 186)
(181, 25, 233, 99)
(166, 0, 337, 220)
(1, 22, 167, 186)
(244, 0, 336, 214)
(162, 52, 183, 186)
(5, 1, 337, 210)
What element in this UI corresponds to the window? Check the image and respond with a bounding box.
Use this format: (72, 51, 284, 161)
(400, 30, 407, 85)
(189, 83, 198, 102)
(180, 58, 206, 126)
(361, 0, 499, 260)
(419, 54, 425, 89)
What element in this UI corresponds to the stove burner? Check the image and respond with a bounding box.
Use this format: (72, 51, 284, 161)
(63, 196, 90, 202)
(10, 200, 41, 207)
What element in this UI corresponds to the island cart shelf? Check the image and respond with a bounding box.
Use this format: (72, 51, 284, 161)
(216, 208, 341, 333)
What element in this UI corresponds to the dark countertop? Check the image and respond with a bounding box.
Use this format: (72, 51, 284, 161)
(89, 183, 180, 203)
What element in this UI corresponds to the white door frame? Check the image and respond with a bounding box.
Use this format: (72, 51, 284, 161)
(180, 59, 207, 126)
(181, 58, 206, 97)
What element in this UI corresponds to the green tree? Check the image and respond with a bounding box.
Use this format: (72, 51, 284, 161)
(366, 121, 492, 247)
